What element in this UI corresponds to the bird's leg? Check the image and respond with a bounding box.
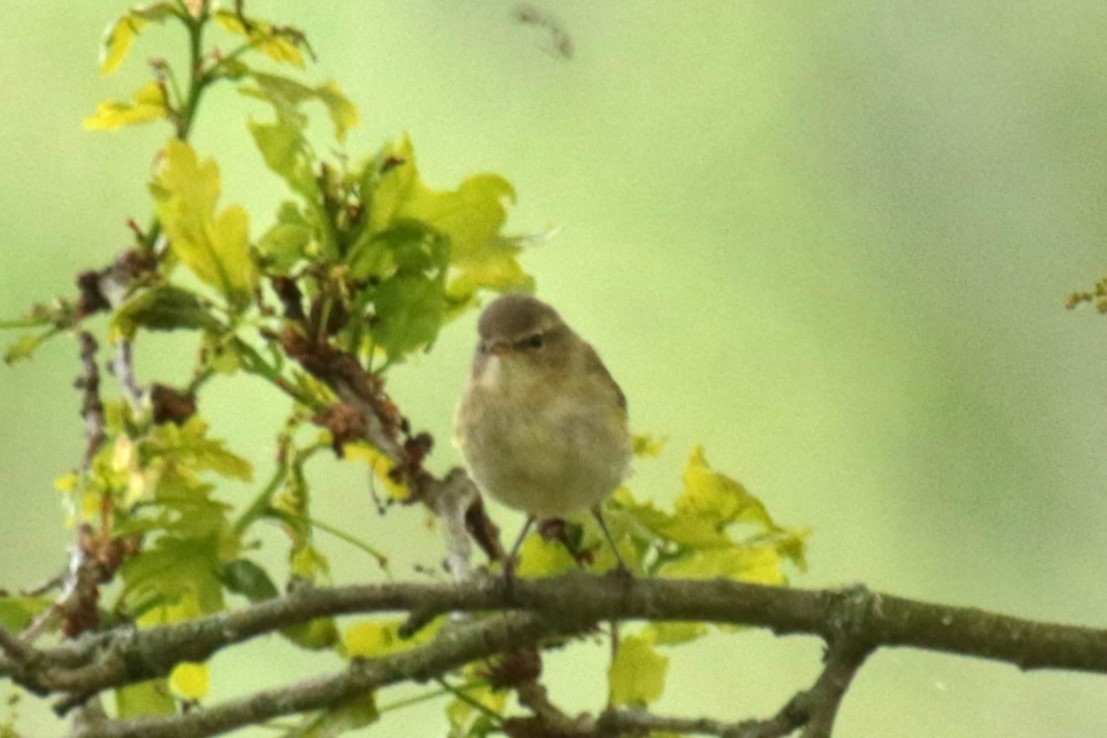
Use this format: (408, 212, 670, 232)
(591, 505, 631, 577)
(591, 504, 629, 702)
(504, 515, 536, 582)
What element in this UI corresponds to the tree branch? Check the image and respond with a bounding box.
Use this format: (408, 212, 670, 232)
(4, 574, 1106, 705)
(67, 612, 589, 738)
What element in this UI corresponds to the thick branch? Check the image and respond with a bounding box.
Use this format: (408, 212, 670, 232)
(4, 575, 1107, 702)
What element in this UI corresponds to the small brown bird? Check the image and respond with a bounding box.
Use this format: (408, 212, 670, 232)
(454, 293, 632, 571)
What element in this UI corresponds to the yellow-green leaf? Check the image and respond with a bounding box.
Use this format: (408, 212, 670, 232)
(282, 617, 338, 651)
(168, 661, 209, 701)
(343, 617, 443, 659)
(445, 682, 506, 736)
(214, 11, 308, 69)
(343, 621, 404, 659)
(623, 501, 730, 548)
(678, 446, 775, 530)
(116, 679, 175, 718)
(0, 597, 50, 631)
(241, 73, 358, 143)
(121, 540, 225, 626)
(608, 635, 669, 707)
(657, 545, 787, 585)
(248, 120, 317, 199)
(152, 416, 253, 481)
(99, 3, 177, 74)
(364, 137, 532, 301)
(289, 543, 330, 581)
(342, 441, 410, 501)
(151, 139, 257, 302)
(3, 330, 54, 366)
(515, 532, 577, 578)
(633, 433, 667, 458)
(84, 82, 167, 131)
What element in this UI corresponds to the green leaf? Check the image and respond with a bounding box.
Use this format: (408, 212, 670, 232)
(656, 545, 788, 585)
(149, 417, 253, 482)
(0, 597, 50, 631)
(289, 542, 330, 581)
(347, 220, 445, 282)
(364, 137, 532, 301)
(151, 139, 257, 303)
(120, 537, 225, 625)
(515, 532, 578, 578)
(213, 11, 311, 70)
(282, 618, 339, 651)
(248, 120, 317, 199)
(445, 682, 506, 738)
(3, 330, 55, 366)
(222, 559, 279, 602)
(622, 500, 730, 548)
(242, 72, 358, 143)
(99, 3, 177, 74)
(258, 203, 315, 271)
(282, 693, 379, 738)
(113, 285, 220, 339)
(84, 82, 168, 131)
(116, 679, 175, 719)
(368, 272, 449, 361)
(608, 635, 669, 707)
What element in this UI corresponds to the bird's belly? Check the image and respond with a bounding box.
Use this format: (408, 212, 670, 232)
(461, 396, 629, 518)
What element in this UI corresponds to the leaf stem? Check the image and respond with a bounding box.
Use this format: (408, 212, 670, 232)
(377, 680, 483, 714)
(294, 513, 391, 576)
(435, 677, 504, 726)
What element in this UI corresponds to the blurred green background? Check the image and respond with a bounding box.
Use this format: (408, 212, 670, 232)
(3, 1, 1107, 735)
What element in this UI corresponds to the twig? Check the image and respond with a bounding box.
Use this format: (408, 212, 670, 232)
(0, 626, 37, 666)
(796, 637, 871, 738)
(75, 332, 106, 469)
(23, 334, 109, 645)
(111, 339, 143, 406)
(21, 572, 65, 597)
(595, 710, 766, 737)
(67, 612, 587, 738)
(421, 467, 480, 582)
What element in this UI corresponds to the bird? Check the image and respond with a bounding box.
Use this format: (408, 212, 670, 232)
(454, 293, 632, 573)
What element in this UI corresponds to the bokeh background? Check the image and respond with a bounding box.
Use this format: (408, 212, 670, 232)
(2, 1, 1107, 735)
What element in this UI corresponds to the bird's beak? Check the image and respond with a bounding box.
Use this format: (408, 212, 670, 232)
(489, 341, 511, 356)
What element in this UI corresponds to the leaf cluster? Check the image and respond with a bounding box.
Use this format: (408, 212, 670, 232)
(0, 3, 806, 737)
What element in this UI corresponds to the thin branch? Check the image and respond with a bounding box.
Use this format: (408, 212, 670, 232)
(23, 334, 109, 646)
(75, 332, 106, 469)
(797, 637, 871, 738)
(5, 575, 1107, 702)
(420, 467, 480, 582)
(67, 612, 587, 738)
(0, 626, 38, 666)
(595, 710, 769, 738)
(110, 340, 143, 407)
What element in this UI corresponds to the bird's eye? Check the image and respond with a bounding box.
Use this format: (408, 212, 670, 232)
(520, 333, 544, 350)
